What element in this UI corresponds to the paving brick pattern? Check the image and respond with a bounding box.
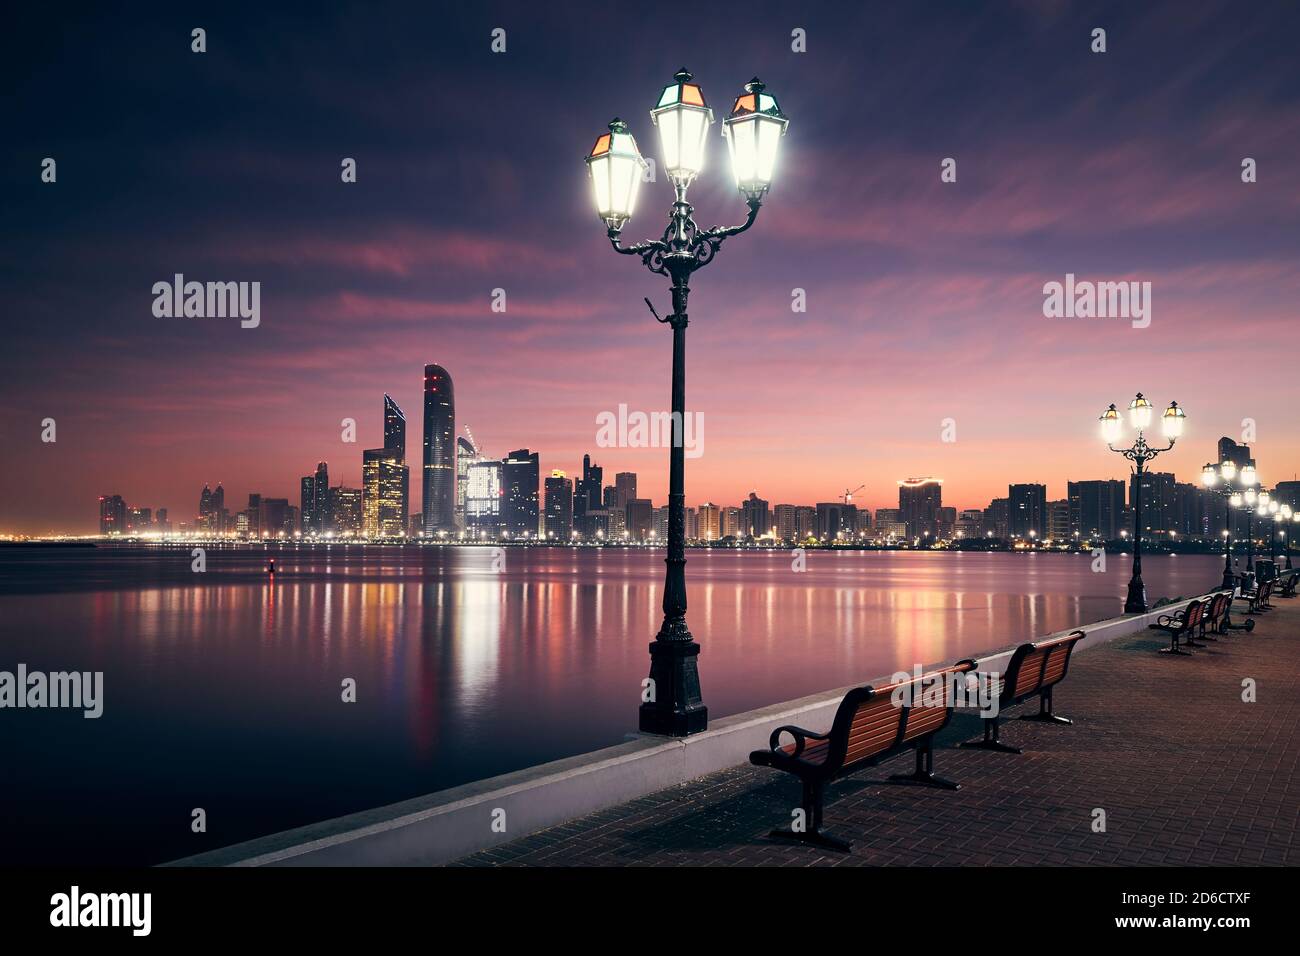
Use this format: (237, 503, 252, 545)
(454, 596, 1299, 867)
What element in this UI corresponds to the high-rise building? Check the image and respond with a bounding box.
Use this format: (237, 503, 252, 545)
(501, 448, 539, 538)
(742, 492, 771, 538)
(384, 394, 405, 457)
(259, 498, 290, 538)
(455, 435, 478, 530)
(1130, 471, 1175, 537)
(955, 509, 983, 538)
(898, 478, 942, 540)
(627, 498, 654, 541)
(98, 495, 126, 535)
(1008, 483, 1047, 538)
(246, 493, 262, 537)
(1068, 479, 1125, 540)
(198, 484, 213, 532)
(464, 459, 503, 535)
(211, 484, 226, 534)
(544, 471, 574, 540)
(1047, 499, 1071, 542)
(795, 506, 817, 541)
(697, 502, 721, 541)
(363, 447, 409, 537)
(300, 474, 316, 533)
(874, 508, 905, 538)
(615, 473, 637, 511)
(984, 497, 1009, 539)
(574, 454, 604, 536)
(421, 364, 455, 533)
(937, 506, 957, 539)
(330, 486, 363, 535)
(773, 504, 798, 542)
(313, 461, 329, 532)
(816, 502, 859, 540)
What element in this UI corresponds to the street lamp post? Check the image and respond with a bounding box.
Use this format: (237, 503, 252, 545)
(586, 71, 789, 736)
(1099, 394, 1185, 614)
(1201, 460, 1256, 590)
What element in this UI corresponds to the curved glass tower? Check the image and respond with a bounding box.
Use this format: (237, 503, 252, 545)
(421, 364, 456, 533)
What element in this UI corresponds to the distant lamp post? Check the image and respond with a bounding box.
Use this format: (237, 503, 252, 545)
(1202, 459, 1252, 589)
(586, 70, 789, 737)
(1099, 394, 1185, 613)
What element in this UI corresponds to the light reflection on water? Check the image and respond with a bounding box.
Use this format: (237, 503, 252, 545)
(0, 544, 1226, 865)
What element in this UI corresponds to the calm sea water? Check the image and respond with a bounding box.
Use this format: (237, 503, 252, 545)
(0, 544, 1228, 865)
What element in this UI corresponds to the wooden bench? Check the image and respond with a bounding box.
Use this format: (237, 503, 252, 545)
(1149, 597, 1206, 654)
(1200, 590, 1232, 639)
(960, 630, 1085, 754)
(1277, 568, 1297, 598)
(749, 659, 976, 851)
(1235, 576, 1274, 614)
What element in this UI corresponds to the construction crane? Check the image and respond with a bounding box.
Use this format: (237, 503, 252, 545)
(840, 484, 864, 505)
(462, 423, 480, 457)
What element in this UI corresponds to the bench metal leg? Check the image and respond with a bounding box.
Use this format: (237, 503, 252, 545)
(960, 716, 1022, 754)
(1019, 689, 1073, 724)
(888, 743, 960, 790)
(1158, 630, 1193, 655)
(766, 781, 851, 852)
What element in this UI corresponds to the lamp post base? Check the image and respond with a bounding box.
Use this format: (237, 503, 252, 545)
(1221, 567, 1236, 590)
(639, 639, 708, 736)
(1124, 575, 1148, 615)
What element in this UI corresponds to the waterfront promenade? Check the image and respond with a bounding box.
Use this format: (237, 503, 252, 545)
(455, 598, 1300, 867)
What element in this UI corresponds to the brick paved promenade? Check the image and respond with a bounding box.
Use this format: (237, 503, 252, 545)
(456, 597, 1299, 866)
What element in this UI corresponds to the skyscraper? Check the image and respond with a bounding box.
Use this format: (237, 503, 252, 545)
(313, 461, 329, 532)
(544, 471, 574, 540)
(742, 492, 771, 538)
(898, 478, 942, 540)
(363, 447, 408, 538)
(300, 474, 316, 533)
(381, 394, 407, 531)
(1068, 479, 1125, 540)
(1008, 483, 1047, 538)
(384, 394, 406, 457)
(697, 503, 721, 541)
(574, 454, 603, 536)
(98, 495, 126, 535)
(455, 435, 477, 530)
(464, 458, 504, 535)
(421, 364, 455, 533)
(501, 448, 540, 538)
(615, 472, 637, 510)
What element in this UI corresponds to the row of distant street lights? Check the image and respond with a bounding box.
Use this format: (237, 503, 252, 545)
(1099, 393, 1293, 613)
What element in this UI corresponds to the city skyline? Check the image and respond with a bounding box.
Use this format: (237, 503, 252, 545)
(5, 2, 1300, 534)
(81, 369, 1300, 541)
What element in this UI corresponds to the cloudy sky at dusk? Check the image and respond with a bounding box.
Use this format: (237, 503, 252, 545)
(3, 0, 1298, 534)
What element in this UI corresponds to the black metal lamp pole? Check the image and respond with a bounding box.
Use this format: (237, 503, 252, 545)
(1246, 510, 1255, 572)
(1222, 494, 1235, 589)
(1202, 462, 1244, 591)
(611, 197, 761, 736)
(591, 72, 788, 736)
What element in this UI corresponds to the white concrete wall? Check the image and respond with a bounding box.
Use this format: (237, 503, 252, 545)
(167, 597, 1200, 868)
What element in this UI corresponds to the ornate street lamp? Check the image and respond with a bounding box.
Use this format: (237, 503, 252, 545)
(1202, 459, 1253, 589)
(1099, 394, 1184, 614)
(586, 70, 789, 736)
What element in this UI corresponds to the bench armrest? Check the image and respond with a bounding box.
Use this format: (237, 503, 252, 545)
(768, 724, 830, 757)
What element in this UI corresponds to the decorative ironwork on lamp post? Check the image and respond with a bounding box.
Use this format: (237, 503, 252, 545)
(1099, 394, 1185, 614)
(1230, 485, 1261, 575)
(585, 70, 789, 736)
(1201, 460, 1256, 590)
